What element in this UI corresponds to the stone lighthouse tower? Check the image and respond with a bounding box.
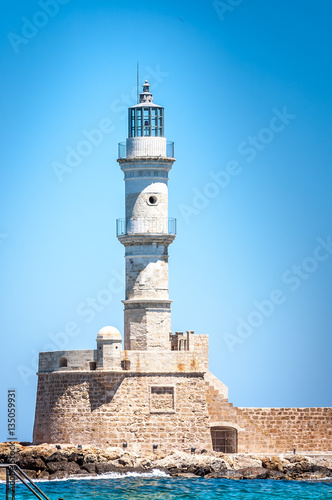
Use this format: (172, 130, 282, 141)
(117, 81, 176, 351)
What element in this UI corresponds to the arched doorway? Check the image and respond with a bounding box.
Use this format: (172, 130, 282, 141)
(211, 426, 237, 453)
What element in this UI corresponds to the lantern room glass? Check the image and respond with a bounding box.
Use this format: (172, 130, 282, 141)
(129, 106, 164, 138)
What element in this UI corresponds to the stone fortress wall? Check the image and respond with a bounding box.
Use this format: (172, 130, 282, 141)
(205, 377, 332, 453)
(34, 328, 332, 454)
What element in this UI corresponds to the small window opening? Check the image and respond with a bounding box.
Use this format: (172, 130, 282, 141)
(59, 357, 67, 368)
(148, 195, 157, 205)
(121, 359, 131, 370)
(89, 362, 97, 371)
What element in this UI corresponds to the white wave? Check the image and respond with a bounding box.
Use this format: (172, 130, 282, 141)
(68, 469, 169, 481)
(0, 468, 169, 485)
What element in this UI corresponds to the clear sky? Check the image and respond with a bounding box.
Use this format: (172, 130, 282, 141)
(1, 0, 331, 442)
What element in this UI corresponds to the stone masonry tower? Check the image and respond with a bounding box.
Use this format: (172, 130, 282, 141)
(116, 81, 176, 351)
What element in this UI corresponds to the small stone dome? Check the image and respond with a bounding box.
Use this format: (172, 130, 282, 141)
(97, 326, 122, 340)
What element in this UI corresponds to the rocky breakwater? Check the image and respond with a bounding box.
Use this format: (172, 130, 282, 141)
(0, 443, 331, 481)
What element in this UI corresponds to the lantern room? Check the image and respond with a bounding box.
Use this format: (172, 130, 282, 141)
(128, 80, 164, 138)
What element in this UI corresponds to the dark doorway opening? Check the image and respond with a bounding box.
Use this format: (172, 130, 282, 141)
(211, 426, 237, 453)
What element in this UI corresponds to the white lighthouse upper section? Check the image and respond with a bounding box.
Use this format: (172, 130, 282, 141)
(124, 80, 169, 159)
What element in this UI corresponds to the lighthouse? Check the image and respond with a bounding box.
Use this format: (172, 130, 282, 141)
(116, 81, 176, 351)
(33, 79, 326, 456)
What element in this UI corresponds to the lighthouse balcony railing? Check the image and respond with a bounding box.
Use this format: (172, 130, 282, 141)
(118, 141, 174, 159)
(116, 217, 177, 236)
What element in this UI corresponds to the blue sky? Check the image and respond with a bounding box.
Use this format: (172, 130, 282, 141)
(1, 0, 331, 441)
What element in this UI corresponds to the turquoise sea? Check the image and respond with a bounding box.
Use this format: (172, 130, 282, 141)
(1, 473, 332, 499)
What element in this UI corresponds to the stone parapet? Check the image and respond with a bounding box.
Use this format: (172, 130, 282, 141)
(38, 349, 208, 374)
(121, 350, 207, 373)
(38, 350, 96, 373)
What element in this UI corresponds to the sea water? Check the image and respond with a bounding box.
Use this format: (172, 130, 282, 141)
(1, 472, 332, 499)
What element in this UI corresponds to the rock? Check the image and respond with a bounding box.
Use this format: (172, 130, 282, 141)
(76, 453, 84, 466)
(95, 462, 118, 474)
(204, 472, 224, 479)
(191, 465, 211, 476)
(137, 458, 152, 469)
(67, 452, 78, 462)
(155, 450, 197, 470)
(19, 469, 37, 480)
(267, 470, 287, 480)
(173, 472, 197, 478)
(223, 470, 244, 479)
(309, 456, 332, 469)
(46, 461, 81, 475)
(261, 455, 288, 472)
(0, 443, 331, 482)
(50, 470, 68, 480)
(230, 467, 268, 480)
(285, 455, 307, 463)
(228, 454, 263, 470)
(208, 457, 231, 472)
(84, 453, 99, 463)
(75, 469, 91, 476)
(117, 451, 140, 467)
(36, 470, 50, 480)
(100, 447, 123, 461)
(16, 456, 46, 471)
(206, 467, 269, 480)
(45, 452, 67, 463)
(47, 461, 67, 473)
(81, 462, 96, 474)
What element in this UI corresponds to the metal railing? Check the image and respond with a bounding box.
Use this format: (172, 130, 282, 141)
(0, 464, 51, 500)
(166, 141, 174, 158)
(117, 140, 174, 159)
(116, 217, 177, 236)
(118, 141, 126, 159)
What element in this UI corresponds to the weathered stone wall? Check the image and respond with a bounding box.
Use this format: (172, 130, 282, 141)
(38, 340, 209, 374)
(191, 335, 209, 371)
(33, 372, 212, 454)
(36, 349, 331, 454)
(125, 254, 169, 300)
(39, 350, 96, 373)
(236, 407, 332, 453)
(206, 379, 332, 453)
(33, 366, 331, 454)
(123, 303, 172, 350)
(123, 350, 208, 373)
